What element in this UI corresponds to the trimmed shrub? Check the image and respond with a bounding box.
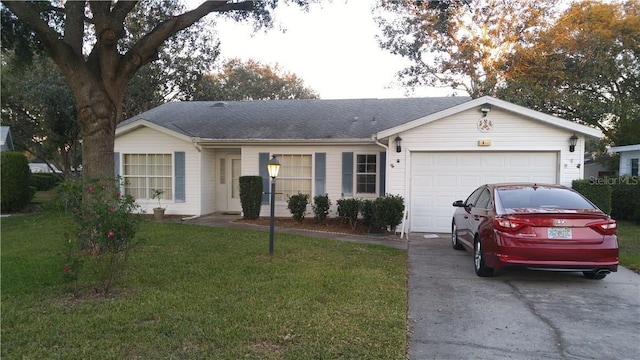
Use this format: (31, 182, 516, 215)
(312, 193, 331, 223)
(360, 195, 405, 233)
(1, 151, 32, 212)
(287, 193, 309, 222)
(239, 176, 263, 219)
(572, 179, 612, 214)
(337, 198, 361, 229)
(376, 194, 405, 232)
(611, 178, 640, 223)
(30, 173, 61, 191)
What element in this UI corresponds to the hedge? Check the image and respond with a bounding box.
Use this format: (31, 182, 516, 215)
(1, 152, 33, 212)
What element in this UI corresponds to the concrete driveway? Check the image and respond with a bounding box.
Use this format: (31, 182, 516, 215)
(408, 233, 640, 360)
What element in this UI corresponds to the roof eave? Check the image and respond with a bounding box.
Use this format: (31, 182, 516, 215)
(375, 96, 603, 139)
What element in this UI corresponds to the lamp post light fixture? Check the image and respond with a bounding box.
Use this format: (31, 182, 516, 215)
(569, 133, 579, 153)
(394, 136, 402, 153)
(267, 155, 281, 256)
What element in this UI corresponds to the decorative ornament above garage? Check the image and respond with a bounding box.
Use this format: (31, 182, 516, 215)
(477, 118, 493, 132)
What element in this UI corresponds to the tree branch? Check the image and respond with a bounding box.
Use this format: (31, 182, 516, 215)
(64, 1, 84, 56)
(1, 1, 82, 79)
(120, 1, 253, 80)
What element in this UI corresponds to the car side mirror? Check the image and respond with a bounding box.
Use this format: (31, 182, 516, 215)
(452, 200, 465, 207)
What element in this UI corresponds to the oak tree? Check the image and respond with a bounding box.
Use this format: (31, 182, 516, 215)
(0, 0, 308, 179)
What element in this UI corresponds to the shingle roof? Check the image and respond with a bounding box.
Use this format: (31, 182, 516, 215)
(119, 97, 472, 140)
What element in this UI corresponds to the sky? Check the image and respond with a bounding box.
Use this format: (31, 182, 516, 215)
(201, 0, 452, 99)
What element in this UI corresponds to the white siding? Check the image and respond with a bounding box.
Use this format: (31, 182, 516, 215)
(115, 127, 202, 216)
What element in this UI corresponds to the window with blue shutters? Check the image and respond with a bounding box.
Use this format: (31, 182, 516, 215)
(122, 153, 174, 200)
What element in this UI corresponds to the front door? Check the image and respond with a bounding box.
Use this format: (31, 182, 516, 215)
(228, 156, 242, 213)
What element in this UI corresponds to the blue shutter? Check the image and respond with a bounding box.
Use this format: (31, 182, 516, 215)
(379, 152, 386, 196)
(174, 152, 185, 202)
(114, 152, 120, 177)
(315, 153, 326, 196)
(342, 152, 353, 196)
(259, 152, 270, 204)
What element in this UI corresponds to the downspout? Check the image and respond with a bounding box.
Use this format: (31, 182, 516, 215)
(372, 133, 390, 192)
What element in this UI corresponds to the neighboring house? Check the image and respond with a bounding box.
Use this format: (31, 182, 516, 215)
(115, 96, 602, 233)
(1, 126, 15, 152)
(608, 144, 640, 177)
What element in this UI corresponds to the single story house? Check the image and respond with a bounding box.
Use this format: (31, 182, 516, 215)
(608, 144, 640, 177)
(115, 96, 601, 233)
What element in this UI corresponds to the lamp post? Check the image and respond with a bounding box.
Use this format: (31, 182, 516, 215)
(267, 155, 281, 256)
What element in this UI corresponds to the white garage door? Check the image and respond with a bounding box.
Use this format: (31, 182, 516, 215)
(410, 152, 558, 233)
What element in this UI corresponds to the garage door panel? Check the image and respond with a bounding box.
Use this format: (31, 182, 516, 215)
(411, 152, 557, 233)
(484, 175, 507, 184)
(459, 175, 482, 188)
(436, 175, 456, 187)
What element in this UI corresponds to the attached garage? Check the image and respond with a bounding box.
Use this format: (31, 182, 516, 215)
(409, 151, 558, 233)
(375, 96, 603, 234)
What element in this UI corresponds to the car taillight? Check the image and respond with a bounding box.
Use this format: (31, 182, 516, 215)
(493, 217, 533, 232)
(587, 219, 617, 236)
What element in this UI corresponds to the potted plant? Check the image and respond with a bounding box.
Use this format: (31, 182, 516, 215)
(151, 189, 166, 222)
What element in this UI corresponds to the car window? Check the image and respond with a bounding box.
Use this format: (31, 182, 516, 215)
(497, 187, 597, 210)
(464, 187, 484, 207)
(475, 189, 492, 209)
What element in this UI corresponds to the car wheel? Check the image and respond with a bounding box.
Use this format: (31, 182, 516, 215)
(583, 271, 607, 280)
(474, 237, 494, 277)
(451, 221, 464, 250)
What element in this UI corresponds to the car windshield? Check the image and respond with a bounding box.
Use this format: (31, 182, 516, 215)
(497, 187, 597, 211)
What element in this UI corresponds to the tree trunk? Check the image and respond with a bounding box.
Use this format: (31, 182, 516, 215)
(76, 89, 119, 179)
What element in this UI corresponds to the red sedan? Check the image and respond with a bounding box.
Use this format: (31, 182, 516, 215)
(451, 183, 618, 279)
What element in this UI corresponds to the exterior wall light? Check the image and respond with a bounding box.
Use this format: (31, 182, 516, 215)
(395, 136, 402, 153)
(569, 134, 579, 153)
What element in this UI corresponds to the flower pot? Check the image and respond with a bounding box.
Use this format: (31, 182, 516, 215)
(153, 207, 166, 222)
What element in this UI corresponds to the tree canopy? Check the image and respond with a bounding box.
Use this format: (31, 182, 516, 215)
(193, 58, 319, 101)
(498, 0, 640, 146)
(375, 0, 561, 98)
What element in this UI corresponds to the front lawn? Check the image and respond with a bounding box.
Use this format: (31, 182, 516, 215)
(618, 221, 640, 272)
(1, 211, 407, 359)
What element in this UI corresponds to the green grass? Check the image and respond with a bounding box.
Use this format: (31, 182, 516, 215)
(1, 211, 407, 359)
(618, 221, 640, 272)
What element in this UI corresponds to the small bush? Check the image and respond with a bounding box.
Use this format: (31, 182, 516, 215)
(1, 151, 32, 212)
(337, 198, 361, 229)
(65, 177, 143, 294)
(312, 194, 331, 223)
(239, 176, 263, 219)
(287, 193, 309, 222)
(376, 194, 405, 232)
(360, 195, 405, 233)
(50, 176, 84, 214)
